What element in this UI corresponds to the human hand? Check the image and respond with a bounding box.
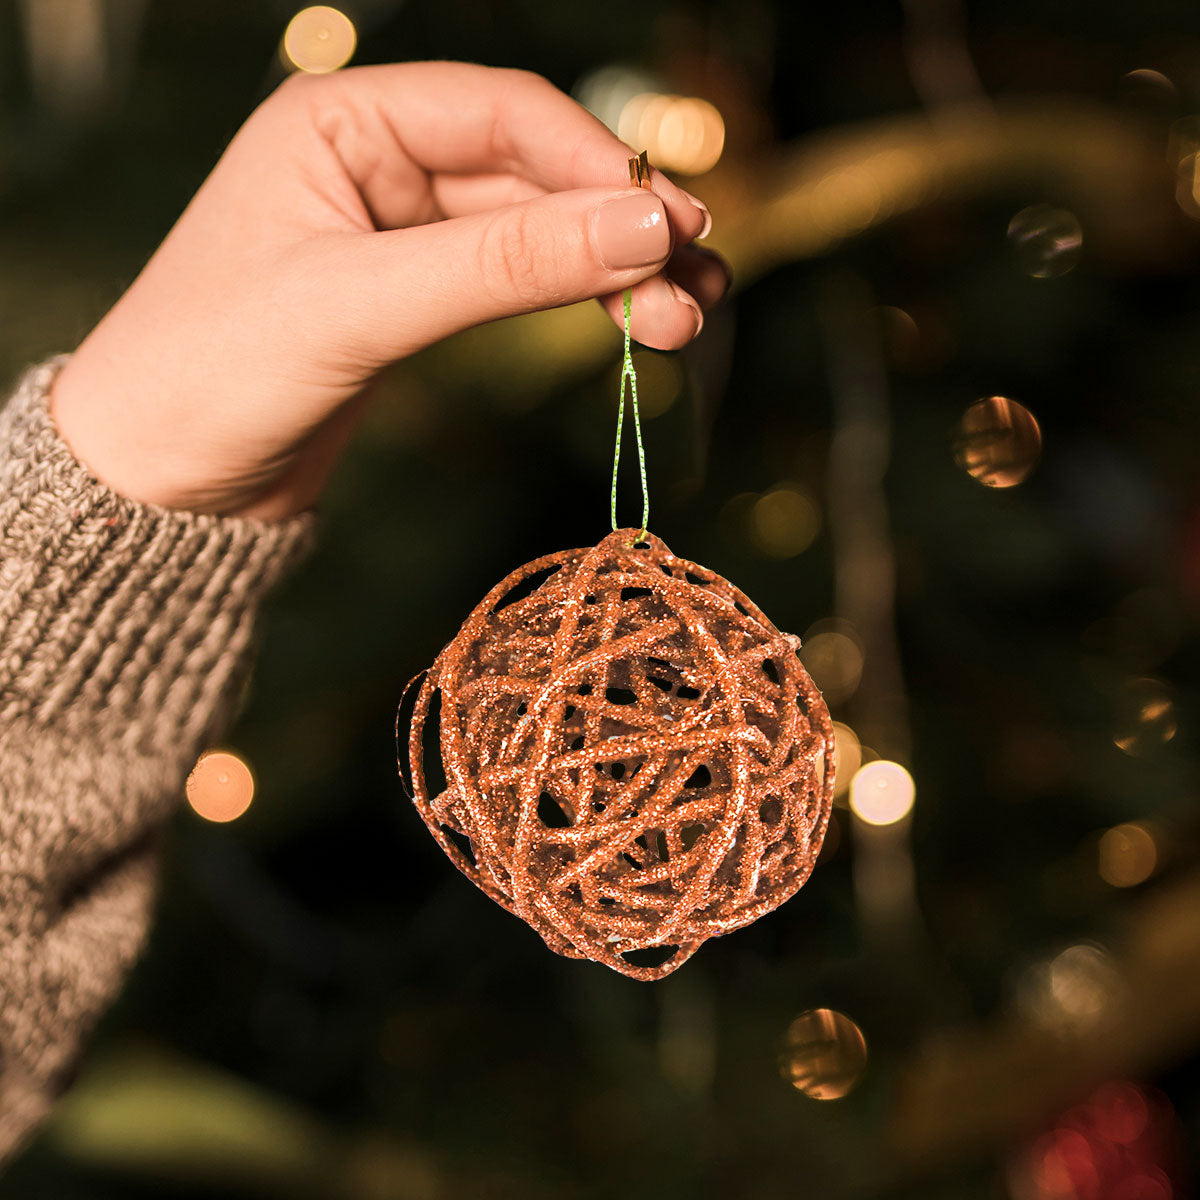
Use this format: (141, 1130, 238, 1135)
(49, 61, 728, 521)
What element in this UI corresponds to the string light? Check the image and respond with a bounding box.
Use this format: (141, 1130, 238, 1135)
(1016, 943, 1123, 1035)
(1006, 205, 1083, 278)
(573, 65, 660, 132)
(1121, 68, 1178, 123)
(186, 750, 255, 823)
(953, 396, 1042, 488)
(749, 486, 821, 558)
(609, 350, 681, 419)
(831, 722, 862, 798)
(808, 166, 882, 237)
(1113, 678, 1177, 756)
(849, 761, 915, 826)
(1169, 116, 1200, 219)
(1098, 823, 1159, 888)
(800, 620, 864, 705)
(617, 93, 725, 175)
(779, 1009, 868, 1100)
(281, 6, 356, 75)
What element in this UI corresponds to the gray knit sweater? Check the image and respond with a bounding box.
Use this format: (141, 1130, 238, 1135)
(0, 357, 316, 1162)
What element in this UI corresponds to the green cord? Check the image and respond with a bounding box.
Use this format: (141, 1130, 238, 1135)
(610, 288, 649, 540)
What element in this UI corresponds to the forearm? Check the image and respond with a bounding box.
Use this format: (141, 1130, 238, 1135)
(0, 357, 315, 1162)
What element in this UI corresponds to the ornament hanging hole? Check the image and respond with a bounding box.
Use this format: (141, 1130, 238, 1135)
(621, 945, 679, 969)
(762, 659, 781, 685)
(538, 792, 572, 829)
(440, 824, 476, 867)
(422, 688, 447, 798)
(492, 563, 562, 614)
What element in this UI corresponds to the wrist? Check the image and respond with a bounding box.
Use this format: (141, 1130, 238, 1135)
(48, 350, 181, 510)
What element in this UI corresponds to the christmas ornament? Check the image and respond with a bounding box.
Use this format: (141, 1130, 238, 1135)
(397, 154, 834, 981)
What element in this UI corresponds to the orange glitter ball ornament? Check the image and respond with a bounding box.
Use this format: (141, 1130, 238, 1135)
(399, 528, 834, 981)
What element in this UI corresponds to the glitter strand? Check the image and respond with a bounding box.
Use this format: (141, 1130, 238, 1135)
(610, 287, 649, 540)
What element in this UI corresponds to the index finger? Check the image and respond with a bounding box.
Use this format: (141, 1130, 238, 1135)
(292, 61, 709, 239)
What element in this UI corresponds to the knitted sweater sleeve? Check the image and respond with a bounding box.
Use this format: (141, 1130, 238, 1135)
(0, 356, 317, 1161)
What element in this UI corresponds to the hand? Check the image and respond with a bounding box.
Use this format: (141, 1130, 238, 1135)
(49, 62, 728, 520)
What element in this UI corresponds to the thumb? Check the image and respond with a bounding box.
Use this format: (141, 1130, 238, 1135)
(321, 187, 699, 364)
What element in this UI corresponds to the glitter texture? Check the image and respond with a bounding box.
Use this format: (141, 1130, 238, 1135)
(399, 529, 834, 981)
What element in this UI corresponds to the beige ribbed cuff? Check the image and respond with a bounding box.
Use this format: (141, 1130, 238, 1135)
(0, 355, 318, 747)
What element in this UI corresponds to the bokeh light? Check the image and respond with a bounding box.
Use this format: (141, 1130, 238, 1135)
(1047, 945, 1118, 1028)
(953, 396, 1042, 488)
(875, 304, 920, 366)
(1006, 204, 1083, 278)
(186, 750, 255, 823)
(1082, 588, 1183, 674)
(1169, 116, 1200, 219)
(717, 491, 758, 546)
(849, 760, 915, 826)
(808, 166, 883, 238)
(281, 6, 356, 74)
(574, 64, 661, 132)
(1121, 68, 1178, 108)
(1114, 678, 1177, 756)
(1098, 822, 1159, 888)
(1028, 1128, 1101, 1198)
(617, 93, 725, 175)
(799, 621, 864, 705)
(610, 350, 681, 418)
(749, 486, 821, 558)
(831, 721, 862, 799)
(1090, 1081, 1152, 1146)
(779, 1009, 868, 1100)
(1017, 943, 1123, 1035)
(1009, 1082, 1179, 1200)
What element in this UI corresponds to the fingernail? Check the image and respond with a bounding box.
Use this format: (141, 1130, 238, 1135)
(679, 189, 712, 239)
(668, 279, 704, 336)
(594, 191, 670, 270)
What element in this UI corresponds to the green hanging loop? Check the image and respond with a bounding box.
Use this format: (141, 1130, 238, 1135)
(610, 287, 649, 541)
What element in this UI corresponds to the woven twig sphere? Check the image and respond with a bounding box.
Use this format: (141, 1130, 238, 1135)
(400, 529, 834, 981)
